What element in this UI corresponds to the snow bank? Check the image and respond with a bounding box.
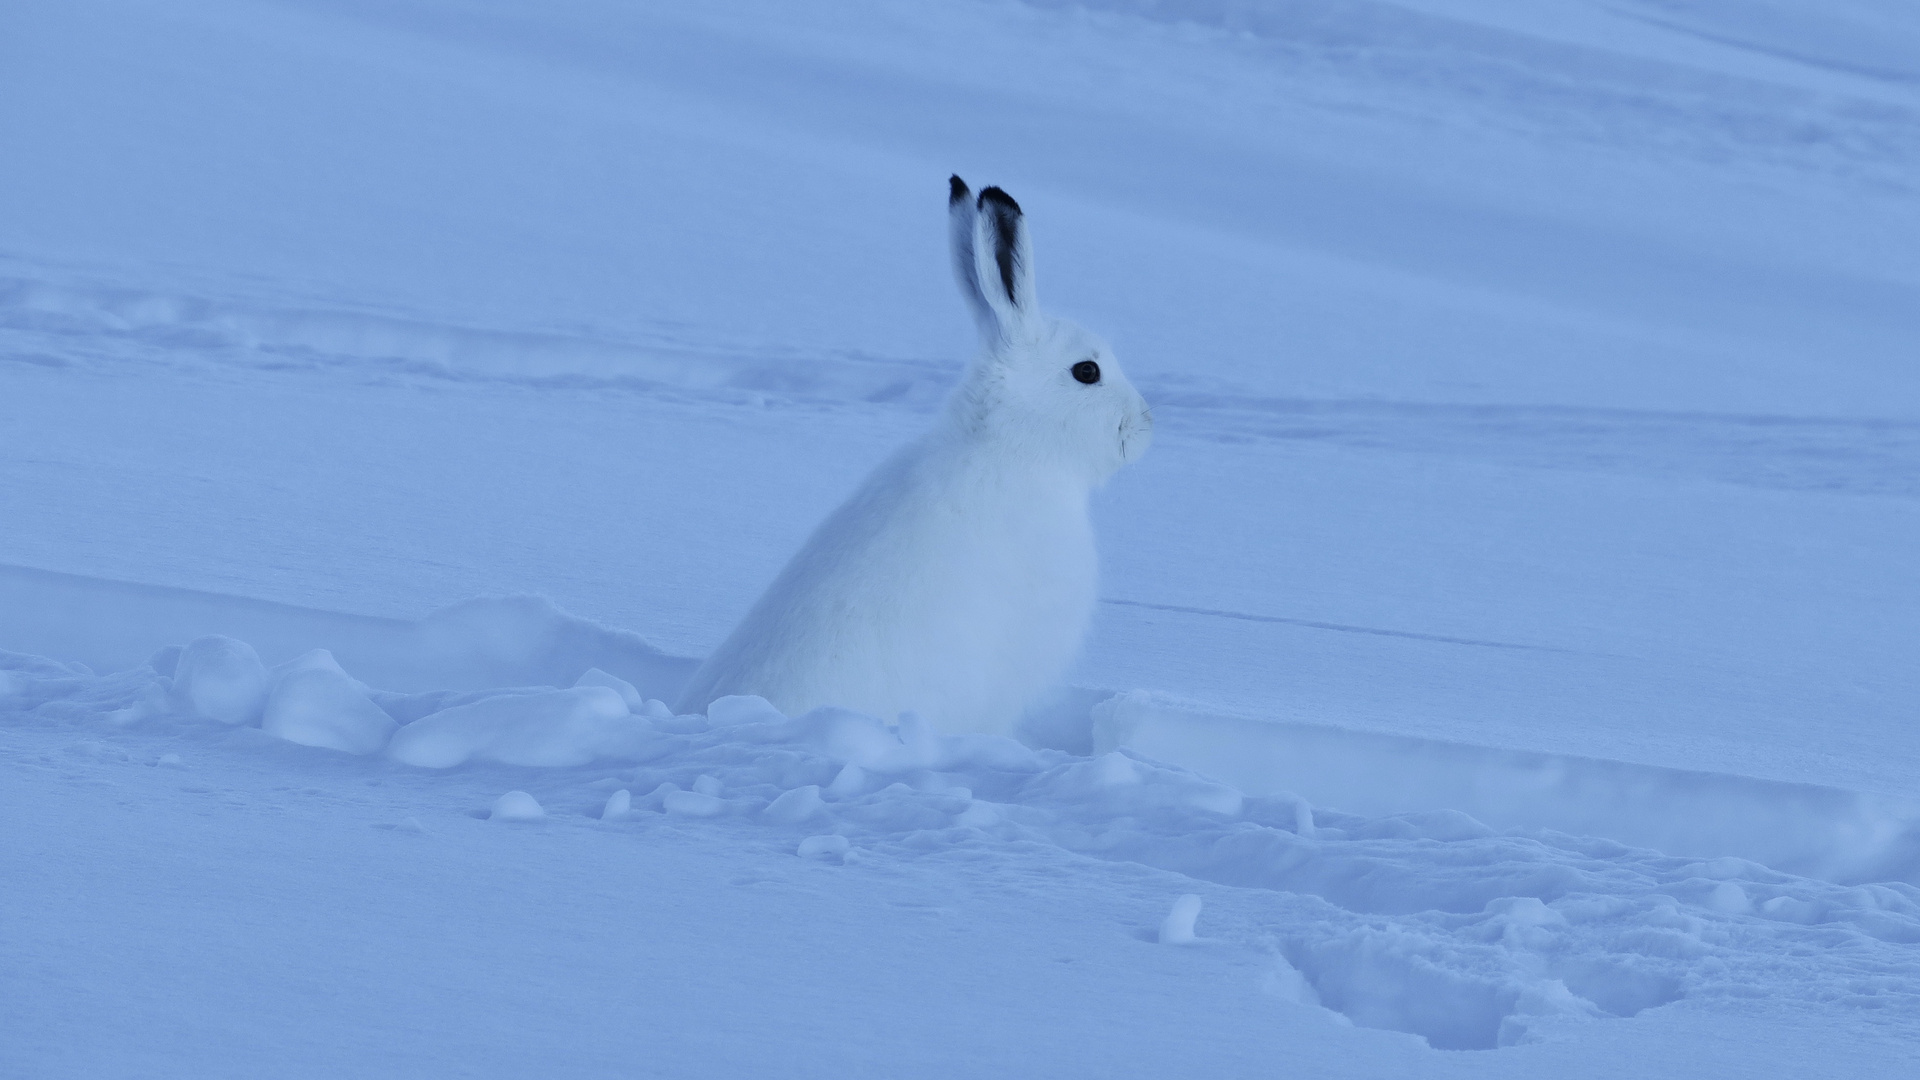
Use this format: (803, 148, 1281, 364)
(407, 597, 691, 698)
(387, 686, 655, 768)
(0, 568, 695, 702)
(8, 641, 1920, 1052)
(1098, 690, 1920, 885)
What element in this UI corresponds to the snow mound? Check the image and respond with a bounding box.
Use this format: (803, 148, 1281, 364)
(764, 785, 824, 824)
(797, 835, 849, 861)
(663, 789, 728, 817)
(573, 667, 644, 711)
(490, 790, 545, 821)
(387, 686, 656, 768)
(408, 596, 692, 697)
(601, 789, 632, 821)
(261, 649, 396, 755)
(171, 635, 269, 725)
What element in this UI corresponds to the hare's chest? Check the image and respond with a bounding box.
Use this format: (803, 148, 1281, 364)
(900, 481, 1096, 641)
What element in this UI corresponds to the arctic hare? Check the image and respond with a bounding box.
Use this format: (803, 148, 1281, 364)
(676, 177, 1152, 734)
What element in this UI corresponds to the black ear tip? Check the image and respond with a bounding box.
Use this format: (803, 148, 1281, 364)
(977, 186, 1022, 215)
(948, 175, 969, 204)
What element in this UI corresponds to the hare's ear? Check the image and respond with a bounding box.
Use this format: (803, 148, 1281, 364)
(948, 176, 997, 337)
(972, 185, 1038, 339)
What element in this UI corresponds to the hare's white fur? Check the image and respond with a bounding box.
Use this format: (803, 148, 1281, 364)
(675, 178, 1152, 734)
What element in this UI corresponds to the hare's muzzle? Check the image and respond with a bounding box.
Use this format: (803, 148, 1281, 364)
(1120, 405, 1154, 464)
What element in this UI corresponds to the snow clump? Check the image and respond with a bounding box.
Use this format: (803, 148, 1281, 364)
(261, 649, 397, 755)
(490, 791, 545, 821)
(573, 667, 644, 711)
(386, 686, 654, 768)
(172, 636, 270, 725)
(797, 835, 850, 861)
(1159, 894, 1203, 945)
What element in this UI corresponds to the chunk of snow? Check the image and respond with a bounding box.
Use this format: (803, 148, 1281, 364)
(692, 774, 723, 797)
(1182, 776, 1244, 810)
(663, 789, 726, 817)
(793, 707, 943, 772)
(763, 785, 824, 824)
(797, 835, 849, 860)
(706, 694, 784, 728)
(1090, 691, 1147, 756)
(639, 699, 674, 720)
(105, 683, 171, 727)
(1159, 894, 1203, 945)
(573, 668, 643, 711)
(1761, 895, 1820, 923)
(602, 789, 632, 821)
(1090, 751, 1142, 787)
(172, 636, 269, 725)
(1038, 752, 1243, 817)
(1498, 981, 1607, 1047)
(146, 644, 182, 679)
(156, 753, 183, 768)
(1292, 798, 1317, 838)
(1708, 882, 1750, 914)
(1262, 954, 1322, 1007)
(650, 712, 710, 734)
(262, 650, 397, 755)
(827, 762, 866, 798)
(490, 791, 544, 821)
(408, 595, 688, 697)
(956, 800, 1000, 828)
(387, 686, 655, 768)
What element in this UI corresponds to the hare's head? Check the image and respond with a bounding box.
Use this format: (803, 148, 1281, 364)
(946, 176, 1152, 482)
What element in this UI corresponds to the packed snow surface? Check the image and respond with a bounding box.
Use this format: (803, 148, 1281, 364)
(3, 0, 1918, 1077)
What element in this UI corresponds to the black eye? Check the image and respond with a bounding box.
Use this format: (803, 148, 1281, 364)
(1071, 359, 1101, 385)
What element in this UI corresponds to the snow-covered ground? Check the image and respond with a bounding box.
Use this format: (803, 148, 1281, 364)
(3, 0, 1917, 1074)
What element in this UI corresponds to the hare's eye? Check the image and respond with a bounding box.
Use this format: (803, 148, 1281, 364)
(1071, 359, 1101, 385)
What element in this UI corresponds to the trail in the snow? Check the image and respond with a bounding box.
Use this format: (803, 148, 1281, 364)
(8, 266, 1917, 501)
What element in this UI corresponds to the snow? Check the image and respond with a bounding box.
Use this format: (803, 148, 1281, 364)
(261, 649, 397, 755)
(796, 834, 852, 861)
(572, 667, 644, 711)
(766, 784, 828, 825)
(10, 642, 1917, 1060)
(489, 790, 546, 822)
(4, 0, 1919, 1075)
(1159, 893, 1205, 945)
(385, 686, 651, 769)
(663, 789, 729, 817)
(599, 788, 631, 821)
(170, 636, 270, 726)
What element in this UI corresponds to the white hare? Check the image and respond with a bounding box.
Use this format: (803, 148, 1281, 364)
(676, 177, 1152, 735)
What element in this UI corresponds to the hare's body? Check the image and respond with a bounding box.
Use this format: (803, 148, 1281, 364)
(676, 432, 1097, 733)
(677, 178, 1151, 734)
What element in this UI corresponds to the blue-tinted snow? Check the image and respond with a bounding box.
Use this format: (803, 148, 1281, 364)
(2, 0, 1917, 1076)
